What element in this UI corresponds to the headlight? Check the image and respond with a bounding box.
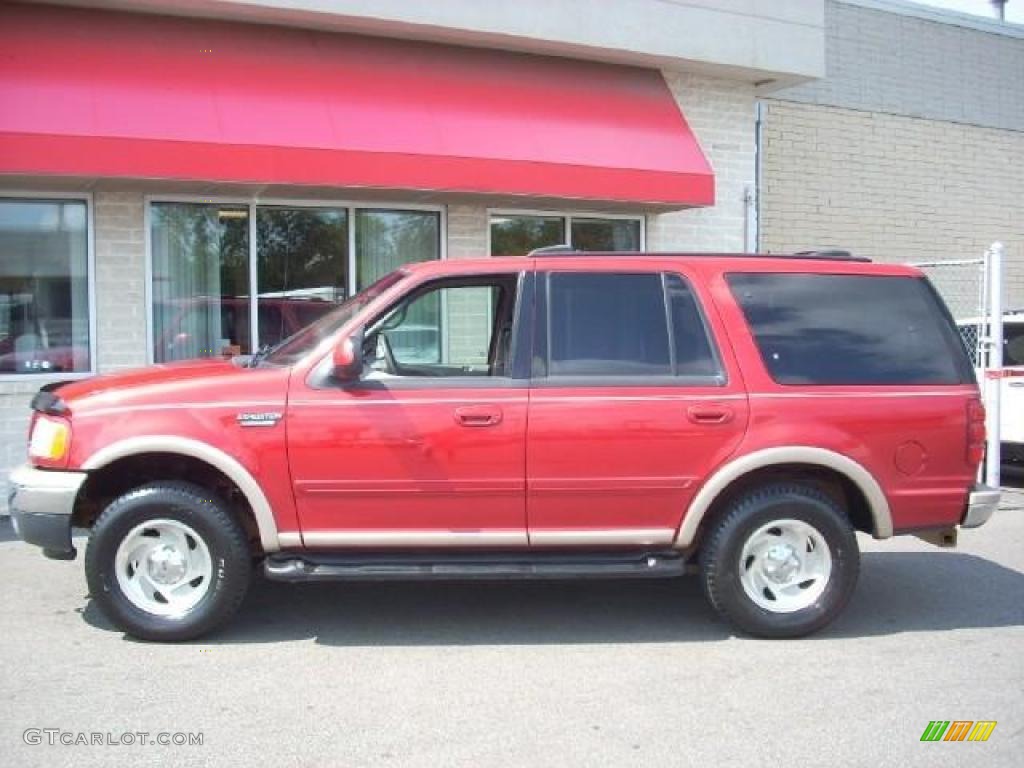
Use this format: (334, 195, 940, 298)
(29, 416, 70, 463)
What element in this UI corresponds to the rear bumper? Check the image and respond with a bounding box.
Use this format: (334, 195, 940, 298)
(961, 483, 1001, 529)
(7, 464, 86, 560)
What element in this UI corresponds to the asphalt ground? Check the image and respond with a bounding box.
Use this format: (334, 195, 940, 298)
(0, 479, 1021, 767)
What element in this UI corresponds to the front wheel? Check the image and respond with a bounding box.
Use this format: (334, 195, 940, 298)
(700, 483, 860, 638)
(85, 482, 251, 641)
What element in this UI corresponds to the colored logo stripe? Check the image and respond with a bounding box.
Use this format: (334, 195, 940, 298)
(968, 722, 997, 742)
(944, 721, 973, 741)
(920, 721, 996, 742)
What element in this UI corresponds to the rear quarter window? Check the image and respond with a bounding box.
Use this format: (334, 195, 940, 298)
(727, 273, 972, 385)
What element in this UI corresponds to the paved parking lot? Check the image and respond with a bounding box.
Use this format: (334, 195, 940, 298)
(1, 484, 1021, 768)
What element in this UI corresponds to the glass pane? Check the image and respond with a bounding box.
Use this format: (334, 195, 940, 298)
(490, 215, 565, 256)
(665, 274, 720, 377)
(150, 203, 250, 362)
(355, 210, 440, 290)
(0, 199, 90, 374)
(369, 279, 517, 377)
(1006, 326, 1024, 367)
(727, 274, 969, 385)
(570, 218, 641, 252)
(256, 207, 347, 349)
(547, 273, 670, 376)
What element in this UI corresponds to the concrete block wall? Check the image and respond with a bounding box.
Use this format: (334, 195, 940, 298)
(759, 99, 1024, 306)
(761, 0, 1024, 308)
(94, 190, 149, 371)
(779, 0, 1024, 133)
(647, 72, 756, 253)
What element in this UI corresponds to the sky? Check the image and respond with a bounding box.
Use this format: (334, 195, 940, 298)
(914, 0, 1024, 22)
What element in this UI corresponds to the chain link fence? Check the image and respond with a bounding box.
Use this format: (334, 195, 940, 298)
(910, 244, 1005, 485)
(909, 257, 988, 367)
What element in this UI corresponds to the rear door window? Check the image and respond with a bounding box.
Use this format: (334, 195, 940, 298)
(727, 273, 971, 385)
(539, 271, 721, 381)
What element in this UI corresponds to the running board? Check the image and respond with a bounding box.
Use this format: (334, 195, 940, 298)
(263, 550, 686, 582)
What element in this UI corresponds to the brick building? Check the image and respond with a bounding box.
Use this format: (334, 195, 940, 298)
(0, 0, 1021, 493)
(761, 0, 1024, 305)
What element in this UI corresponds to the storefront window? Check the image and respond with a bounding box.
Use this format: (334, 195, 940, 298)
(490, 215, 565, 256)
(489, 213, 642, 255)
(571, 217, 642, 252)
(150, 202, 440, 362)
(0, 199, 91, 375)
(256, 207, 348, 349)
(355, 210, 440, 290)
(151, 204, 250, 362)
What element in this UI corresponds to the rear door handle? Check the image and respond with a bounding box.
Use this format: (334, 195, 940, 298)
(687, 405, 734, 425)
(454, 406, 503, 427)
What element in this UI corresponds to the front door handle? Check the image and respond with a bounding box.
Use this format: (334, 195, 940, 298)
(454, 406, 503, 427)
(687, 405, 734, 425)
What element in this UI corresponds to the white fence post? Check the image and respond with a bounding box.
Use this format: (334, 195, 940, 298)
(985, 242, 1004, 489)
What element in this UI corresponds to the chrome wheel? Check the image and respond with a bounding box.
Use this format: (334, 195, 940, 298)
(114, 519, 213, 617)
(738, 518, 833, 613)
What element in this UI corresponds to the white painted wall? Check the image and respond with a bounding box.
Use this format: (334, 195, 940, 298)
(38, 0, 826, 85)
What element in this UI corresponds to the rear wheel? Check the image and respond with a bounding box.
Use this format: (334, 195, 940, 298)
(85, 482, 250, 641)
(700, 483, 860, 638)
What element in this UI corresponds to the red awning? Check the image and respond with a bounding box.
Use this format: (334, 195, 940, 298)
(0, 4, 713, 207)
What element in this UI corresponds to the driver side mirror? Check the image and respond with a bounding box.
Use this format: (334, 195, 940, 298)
(332, 327, 364, 384)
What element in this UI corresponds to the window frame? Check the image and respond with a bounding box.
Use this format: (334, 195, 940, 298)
(145, 195, 445, 364)
(0, 191, 97, 383)
(532, 270, 726, 388)
(487, 208, 645, 255)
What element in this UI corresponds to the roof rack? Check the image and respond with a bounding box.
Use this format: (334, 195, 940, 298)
(792, 249, 869, 262)
(524, 247, 871, 263)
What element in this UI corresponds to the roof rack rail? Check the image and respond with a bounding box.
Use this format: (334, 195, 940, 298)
(528, 245, 577, 256)
(792, 249, 869, 262)
(523, 247, 871, 263)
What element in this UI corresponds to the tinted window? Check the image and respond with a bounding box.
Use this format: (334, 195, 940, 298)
(666, 274, 720, 377)
(547, 273, 670, 376)
(1007, 326, 1024, 367)
(728, 273, 969, 385)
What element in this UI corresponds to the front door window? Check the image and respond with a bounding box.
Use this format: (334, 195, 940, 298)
(365, 276, 519, 379)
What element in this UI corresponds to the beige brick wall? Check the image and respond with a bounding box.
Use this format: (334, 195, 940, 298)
(647, 72, 756, 252)
(446, 205, 489, 259)
(760, 98, 1024, 308)
(94, 190, 148, 371)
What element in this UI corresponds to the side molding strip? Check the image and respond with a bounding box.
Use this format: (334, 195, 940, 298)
(675, 446, 893, 549)
(530, 528, 676, 547)
(82, 436, 282, 552)
(303, 530, 528, 548)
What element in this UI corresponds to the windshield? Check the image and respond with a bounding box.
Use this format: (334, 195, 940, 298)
(260, 270, 406, 367)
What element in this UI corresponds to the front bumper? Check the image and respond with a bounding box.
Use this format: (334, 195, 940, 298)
(8, 464, 87, 560)
(961, 483, 1001, 529)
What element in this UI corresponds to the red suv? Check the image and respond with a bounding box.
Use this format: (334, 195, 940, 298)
(9, 252, 1000, 641)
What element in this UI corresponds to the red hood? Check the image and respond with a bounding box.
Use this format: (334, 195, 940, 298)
(51, 359, 288, 411)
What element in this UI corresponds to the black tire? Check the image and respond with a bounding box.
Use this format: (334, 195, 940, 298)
(84, 482, 251, 642)
(700, 483, 860, 639)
